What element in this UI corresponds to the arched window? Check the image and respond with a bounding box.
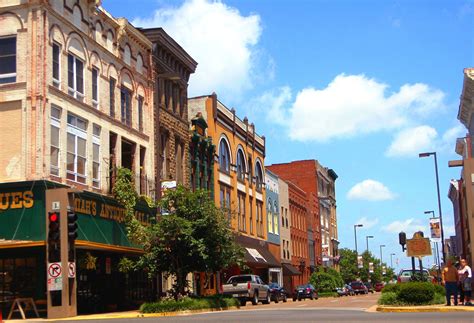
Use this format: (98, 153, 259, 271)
(218, 138, 230, 173)
(123, 44, 131, 65)
(268, 198, 273, 234)
(236, 149, 245, 181)
(136, 54, 143, 73)
(255, 161, 263, 191)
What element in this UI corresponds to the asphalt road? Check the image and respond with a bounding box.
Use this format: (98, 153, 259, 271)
(32, 293, 474, 323)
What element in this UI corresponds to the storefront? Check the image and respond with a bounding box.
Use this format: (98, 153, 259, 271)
(0, 181, 156, 318)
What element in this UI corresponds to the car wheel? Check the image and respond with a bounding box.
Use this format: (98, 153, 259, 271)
(274, 295, 279, 303)
(283, 294, 287, 303)
(263, 293, 271, 304)
(298, 297, 302, 301)
(310, 294, 314, 300)
(252, 292, 258, 305)
(293, 297, 297, 302)
(240, 299, 246, 307)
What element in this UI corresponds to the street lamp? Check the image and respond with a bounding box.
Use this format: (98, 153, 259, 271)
(354, 224, 363, 255)
(419, 152, 445, 263)
(390, 253, 396, 268)
(366, 235, 374, 253)
(380, 245, 386, 264)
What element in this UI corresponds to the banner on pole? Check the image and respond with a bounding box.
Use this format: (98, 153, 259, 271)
(369, 262, 374, 273)
(357, 255, 363, 269)
(430, 218, 441, 241)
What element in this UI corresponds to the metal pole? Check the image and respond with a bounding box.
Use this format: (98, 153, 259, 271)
(380, 245, 384, 264)
(390, 254, 393, 268)
(433, 153, 446, 263)
(354, 225, 358, 255)
(366, 237, 369, 253)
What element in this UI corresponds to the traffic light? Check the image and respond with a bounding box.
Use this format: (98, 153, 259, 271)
(48, 211, 61, 262)
(398, 231, 406, 251)
(67, 209, 78, 242)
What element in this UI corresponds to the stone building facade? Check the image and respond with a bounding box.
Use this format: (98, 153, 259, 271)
(141, 28, 197, 195)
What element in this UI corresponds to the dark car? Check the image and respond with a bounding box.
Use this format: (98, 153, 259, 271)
(364, 282, 375, 293)
(350, 281, 368, 295)
(293, 284, 318, 301)
(374, 282, 385, 292)
(268, 283, 288, 303)
(345, 284, 355, 296)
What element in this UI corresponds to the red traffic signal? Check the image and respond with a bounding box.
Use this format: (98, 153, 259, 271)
(49, 212, 59, 222)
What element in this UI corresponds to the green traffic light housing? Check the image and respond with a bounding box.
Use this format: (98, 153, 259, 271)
(67, 209, 78, 241)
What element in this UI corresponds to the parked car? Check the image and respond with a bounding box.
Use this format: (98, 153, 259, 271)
(374, 282, 385, 292)
(222, 274, 270, 306)
(345, 284, 355, 296)
(397, 269, 433, 283)
(364, 282, 375, 293)
(350, 281, 368, 295)
(293, 284, 318, 301)
(268, 283, 288, 303)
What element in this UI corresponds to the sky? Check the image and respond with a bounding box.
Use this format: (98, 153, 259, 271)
(103, 0, 474, 269)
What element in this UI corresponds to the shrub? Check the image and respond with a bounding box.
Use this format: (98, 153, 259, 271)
(397, 282, 435, 305)
(140, 296, 239, 313)
(378, 292, 399, 305)
(381, 284, 400, 294)
(431, 293, 445, 305)
(310, 268, 344, 293)
(433, 284, 445, 296)
(318, 292, 338, 298)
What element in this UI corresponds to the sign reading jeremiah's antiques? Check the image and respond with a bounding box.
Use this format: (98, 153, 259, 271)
(74, 195, 151, 225)
(0, 190, 34, 210)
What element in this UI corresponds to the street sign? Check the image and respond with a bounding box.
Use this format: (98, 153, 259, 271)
(48, 262, 62, 278)
(47, 262, 62, 291)
(52, 201, 60, 210)
(406, 235, 432, 257)
(68, 262, 76, 278)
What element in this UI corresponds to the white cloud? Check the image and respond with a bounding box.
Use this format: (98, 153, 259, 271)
(347, 179, 396, 201)
(383, 218, 426, 235)
(355, 216, 379, 229)
(286, 74, 445, 142)
(133, 0, 262, 98)
(386, 126, 438, 157)
(250, 86, 292, 124)
(386, 124, 466, 158)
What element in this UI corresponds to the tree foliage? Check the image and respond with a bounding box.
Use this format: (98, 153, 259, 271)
(113, 174, 244, 300)
(338, 248, 394, 283)
(310, 267, 344, 292)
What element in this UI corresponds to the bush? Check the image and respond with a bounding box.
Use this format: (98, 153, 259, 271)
(433, 284, 445, 296)
(381, 284, 400, 294)
(310, 268, 344, 293)
(397, 282, 435, 305)
(378, 292, 399, 305)
(140, 296, 239, 313)
(431, 293, 445, 305)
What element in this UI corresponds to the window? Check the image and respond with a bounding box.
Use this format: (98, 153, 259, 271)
(274, 201, 279, 234)
(92, 125, 101, 188)
(238, 192, 246, 232)
(255, 162, 263, 191)
(249, 197, 253, 235)
(236, 149, 245, 181)
(138, 95, 144, 132)
(218, 138, 230, 173)
(50, 106, 61, 176)
(109, 77, 116, 117)
(268, 198, 273, 234)
(52, 43, 60, 87)
(92, 67, 99, 108)
(67, 54, 84, 100)
(0, 36, 16, 84)
(66, 113, 87, 183)
(256, 201, 264, 237)
(121, 86, 132, 126)
(220, 185, 231, 223)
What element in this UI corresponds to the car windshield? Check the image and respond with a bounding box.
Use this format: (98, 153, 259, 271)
(351, 282, 363, 287)
(297, 285, 307, 289)
(227, 275, 252, 284)
(269, 283, 279, 288)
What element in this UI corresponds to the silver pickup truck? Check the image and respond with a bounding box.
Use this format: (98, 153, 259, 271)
(222, 274, 270, 306)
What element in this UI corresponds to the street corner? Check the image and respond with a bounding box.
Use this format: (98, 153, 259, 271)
(376, 305, 474, 313)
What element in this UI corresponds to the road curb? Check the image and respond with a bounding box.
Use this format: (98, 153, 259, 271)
(376, 305, 474, 313)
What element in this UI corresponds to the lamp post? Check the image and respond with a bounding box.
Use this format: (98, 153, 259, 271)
(380, 245, 386, 264)
(354, 224, 363, 255)
(390, 253, 395, 268)
(366, 235, 374, 253)
(419, 152, 445, 263)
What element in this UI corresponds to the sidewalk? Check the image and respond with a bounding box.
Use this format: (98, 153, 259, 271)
(376, 304, 474, 313)
(4, 306, 238, 322)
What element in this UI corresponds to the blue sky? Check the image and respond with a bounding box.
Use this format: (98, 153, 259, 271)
(104, 0, 473, 269)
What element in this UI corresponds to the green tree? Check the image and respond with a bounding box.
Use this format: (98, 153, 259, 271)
(114, 176, 244, 299)
(310, 267, 344, 292)
(339, 248, 359, 283)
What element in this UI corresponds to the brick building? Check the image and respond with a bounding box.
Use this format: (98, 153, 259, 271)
(287, 181, 311, 288)
(0, 0, 156, 318)
(141, 28, 197, 194)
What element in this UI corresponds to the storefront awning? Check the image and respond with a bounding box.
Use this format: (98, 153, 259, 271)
(235, 235, 280, 268)
(282, 263, 301, 276)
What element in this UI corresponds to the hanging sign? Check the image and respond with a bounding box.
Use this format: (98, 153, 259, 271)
(357, 255, 363, 269)
(369, 262, 374, 273)
(430, 218, 441, 241)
